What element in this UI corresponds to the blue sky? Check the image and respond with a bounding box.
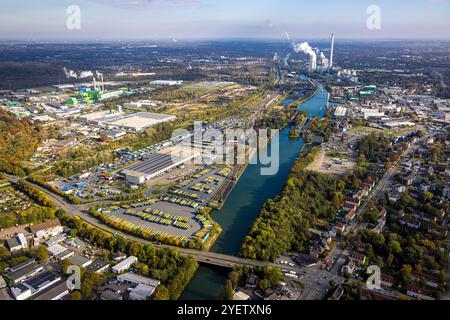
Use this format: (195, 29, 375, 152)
(0, 0, 449, 40)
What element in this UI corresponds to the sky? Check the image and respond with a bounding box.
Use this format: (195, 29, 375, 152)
(0, 0, 449, 40)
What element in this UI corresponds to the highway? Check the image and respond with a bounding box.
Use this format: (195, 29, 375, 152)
(5, 174, 307, 274)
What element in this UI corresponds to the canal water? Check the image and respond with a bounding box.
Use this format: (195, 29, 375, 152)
(181, 84, 329, 300)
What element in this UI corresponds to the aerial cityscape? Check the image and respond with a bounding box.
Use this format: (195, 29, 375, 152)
(0, 0, 449, 309)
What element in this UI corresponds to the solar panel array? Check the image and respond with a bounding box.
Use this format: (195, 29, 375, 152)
(24, 271, 60, 292)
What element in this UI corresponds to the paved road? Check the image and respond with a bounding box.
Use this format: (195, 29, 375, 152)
(6, 174, 308, 273)
(348, 136, 426, 234)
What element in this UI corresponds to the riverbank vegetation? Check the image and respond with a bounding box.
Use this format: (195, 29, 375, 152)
(302, 109, 336, 143)
(255, 104, 298, 130)
(220, 266, 284, 300)
(240, 147, 338, 261)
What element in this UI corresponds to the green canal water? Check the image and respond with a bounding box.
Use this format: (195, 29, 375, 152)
(181, 84, 329, 300)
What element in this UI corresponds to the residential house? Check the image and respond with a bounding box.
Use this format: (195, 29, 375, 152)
(345, 208, 357, 223)
(6, 238, 23, 252)
(349, 251, 367, 264)
(398, 216, 421, 229)
(412, 272, 440, 289)
(245, 274, 258, 289)
(341, 258, 356, 275)
(380, 274, 395, 288)
(406, 285, 435, 300)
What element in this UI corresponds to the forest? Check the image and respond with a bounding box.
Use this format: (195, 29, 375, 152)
(0, 110, 42, 176)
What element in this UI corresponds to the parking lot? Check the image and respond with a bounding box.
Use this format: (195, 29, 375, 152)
(106, 201, 201, 239)
(170, 166, 230, 203)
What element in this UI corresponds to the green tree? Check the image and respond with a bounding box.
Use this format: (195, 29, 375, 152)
(221, 280, 235, 300)
(400, 264, 413, 283)
(153, 285, 170, 300)
(70, 291, 82, 300)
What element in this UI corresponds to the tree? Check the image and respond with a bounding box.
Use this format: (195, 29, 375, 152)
(36, 245, 49, 261)
(153, 285, 170, 300)
(69, 229, 78, 238)
(257, 279, 270, 291)
(386, 253, 394, 268)
(221, 280, 235, 300)
(389, 240, 402, 255)
(0, 245, 9, 259)
(423, 192, 433, 202)
(60, 259, 72, 273)
(400, 264, 413, 283)
(70, 291, 82, 300)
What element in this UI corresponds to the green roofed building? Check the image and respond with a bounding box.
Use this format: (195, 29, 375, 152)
(67, 97, 78, 105)
(359, 91, 374, 98)
(362, 85, 377, 92)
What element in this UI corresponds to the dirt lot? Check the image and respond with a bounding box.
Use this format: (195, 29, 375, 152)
(307, 146, 356, 176)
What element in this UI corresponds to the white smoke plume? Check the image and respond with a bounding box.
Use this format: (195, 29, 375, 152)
(63, 68, 95, 79)
(294, 42, 317, 60)
(320, 51, 329, 68)
(79, 71, 94, 78)
(284, 31, 291, 41)
(63, 67, 78, 79)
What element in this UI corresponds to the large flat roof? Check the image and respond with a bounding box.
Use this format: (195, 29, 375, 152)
(24, 271, 60, 291)
(32, 281, 69, 300)
(122, 153, 186, 177)
(6, 261, 42, 282)
(108, 112, 176, 131)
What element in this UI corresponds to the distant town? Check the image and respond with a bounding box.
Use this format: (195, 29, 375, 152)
(0, 30, 448, 304)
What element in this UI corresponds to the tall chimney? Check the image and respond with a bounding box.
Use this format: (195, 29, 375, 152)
(329, 33, 335, 69)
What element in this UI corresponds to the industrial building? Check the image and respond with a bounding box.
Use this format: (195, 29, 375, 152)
(33, 281, 70, 300)
(79, 110, 175, 132)
(122, 152, 198, 184)
(10, 271, 61, 300)
(361, 108, 386, 119)
(5, 260, 43, 285)
(107, 112, 176, 132)
(112, 256, 138, 274)
(117, 272, 160, 300)
(78, 109, 124, 123)
(334, 106, 348, 117)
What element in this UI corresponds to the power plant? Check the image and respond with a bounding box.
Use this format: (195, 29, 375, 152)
(293, 33, 335, 73)
(309, 54, 317, 72)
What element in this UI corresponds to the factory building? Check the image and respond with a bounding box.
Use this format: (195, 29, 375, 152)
(112, 256, 138, 274)
(107, 112, 176, 132)
(79, 110, 175, 132)
(10, 271, 61, 300)
(122, 152, 199, 184)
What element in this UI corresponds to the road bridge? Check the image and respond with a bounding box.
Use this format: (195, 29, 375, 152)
(5, 175, 306, 275)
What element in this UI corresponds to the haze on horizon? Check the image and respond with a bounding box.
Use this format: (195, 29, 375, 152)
(0, 0, 449, 40)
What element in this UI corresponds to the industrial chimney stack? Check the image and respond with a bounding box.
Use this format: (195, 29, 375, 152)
(329, 33, 335, 70)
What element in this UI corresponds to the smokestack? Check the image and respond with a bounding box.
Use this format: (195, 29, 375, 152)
(294, 42, 317, 72)
(330, 33, 335, 69)
(93, 77, 97, 91)
(309, 55, 317, 72)
(101, 74, 105, 91)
